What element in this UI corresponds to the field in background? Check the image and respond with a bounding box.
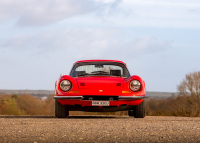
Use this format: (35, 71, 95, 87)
(0, 91, 199, 117)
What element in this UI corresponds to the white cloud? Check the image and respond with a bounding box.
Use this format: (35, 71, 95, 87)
(107, 0, 200, 29)
(2, 27, 170, 60)
(0, 0, 199, 28)
(0, 0, 121, 26)
(2, 27, 115, 55)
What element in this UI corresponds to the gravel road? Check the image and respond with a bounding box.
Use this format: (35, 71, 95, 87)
(0, 116, 200, 143)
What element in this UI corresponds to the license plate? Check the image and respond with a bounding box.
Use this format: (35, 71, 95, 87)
(92, 101, 110, 106)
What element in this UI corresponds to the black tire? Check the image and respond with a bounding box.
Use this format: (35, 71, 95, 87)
(55, 100, 69, 118)
(133, 101, 146, 118)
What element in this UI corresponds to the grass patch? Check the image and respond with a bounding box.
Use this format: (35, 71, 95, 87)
(0, 94, 199, 117)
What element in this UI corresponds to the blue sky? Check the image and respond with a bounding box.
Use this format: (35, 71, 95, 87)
(0, 0, 200, 92)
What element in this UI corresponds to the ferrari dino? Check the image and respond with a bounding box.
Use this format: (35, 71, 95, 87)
(54, 60, 146, 118)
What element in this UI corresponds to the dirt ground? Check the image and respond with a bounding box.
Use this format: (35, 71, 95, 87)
(0, 116, 200, 143)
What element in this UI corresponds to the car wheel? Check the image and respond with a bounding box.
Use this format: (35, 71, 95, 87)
(55, 100, 69, 118)
(133, 101, 145, 118)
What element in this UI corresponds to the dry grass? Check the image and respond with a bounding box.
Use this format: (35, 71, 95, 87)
(146, 95, 200, 117)
(0, 94, 55, 115)
(0, 94, 200, 117)
(0, 95, 24, 115)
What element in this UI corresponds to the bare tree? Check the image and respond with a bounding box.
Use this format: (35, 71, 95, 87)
(178, 71, 200, 99)
(176, 71, 200, 116)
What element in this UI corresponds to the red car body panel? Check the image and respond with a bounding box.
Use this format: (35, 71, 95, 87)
(55, 60, 146, 112)
(74, 60, 127, 66)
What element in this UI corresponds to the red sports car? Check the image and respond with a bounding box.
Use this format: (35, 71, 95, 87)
(54, 60, 146, 118)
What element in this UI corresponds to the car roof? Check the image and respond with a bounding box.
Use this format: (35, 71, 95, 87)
(75, 60, 127, 66)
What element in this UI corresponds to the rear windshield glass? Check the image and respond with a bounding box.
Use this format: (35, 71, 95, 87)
(70, 62, 130, 77)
